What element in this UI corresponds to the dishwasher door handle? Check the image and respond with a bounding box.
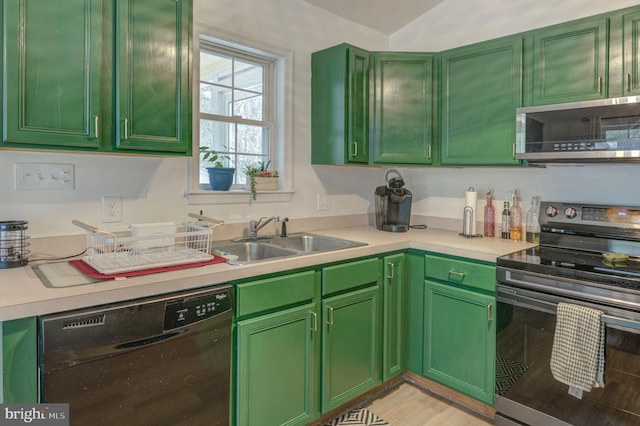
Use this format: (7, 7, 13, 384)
(115, 330, 183, 350)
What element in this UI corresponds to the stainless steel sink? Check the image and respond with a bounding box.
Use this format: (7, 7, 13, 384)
(265, 233, 366, 253)
(211, 242, 299, 264)
(211, 233, 366, 264)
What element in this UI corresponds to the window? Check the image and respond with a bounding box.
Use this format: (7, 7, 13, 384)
(198, 40, 275, 188)
(188, 30, 293, 204)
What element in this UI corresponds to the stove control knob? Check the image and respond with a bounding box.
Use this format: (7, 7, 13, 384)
(564, 207, 578, 219)
(545, 205, 558, 217)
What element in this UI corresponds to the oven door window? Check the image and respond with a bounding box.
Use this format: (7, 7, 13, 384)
(497, 301, 640, 425)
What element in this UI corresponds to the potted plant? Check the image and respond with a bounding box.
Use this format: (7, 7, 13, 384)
(244, 161, 279, 200)
(200, 147, 235, 191)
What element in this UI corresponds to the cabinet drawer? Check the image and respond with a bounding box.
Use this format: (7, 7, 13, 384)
(322, 258, 380, 296)
(236, 271, 316, 317)
(424, 254, 495, 292)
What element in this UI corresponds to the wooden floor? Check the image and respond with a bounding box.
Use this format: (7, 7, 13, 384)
(365, 383, 492, 425)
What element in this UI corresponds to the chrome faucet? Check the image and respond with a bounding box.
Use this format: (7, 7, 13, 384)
(249, 216, 279, 239)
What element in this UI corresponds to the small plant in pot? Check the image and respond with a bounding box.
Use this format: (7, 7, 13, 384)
(244, 161, 279, 200)
(200, 146, 235, 191)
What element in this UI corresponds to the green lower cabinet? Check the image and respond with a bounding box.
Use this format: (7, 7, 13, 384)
(423, 280, 495, 405)
(382, 253, 405, 381)
(321, 286, 381, 412)
(2, 317, 38, 403)
(235, 303, 318, 426)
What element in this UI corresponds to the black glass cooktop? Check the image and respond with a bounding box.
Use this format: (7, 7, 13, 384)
(497, 246, 640, 291)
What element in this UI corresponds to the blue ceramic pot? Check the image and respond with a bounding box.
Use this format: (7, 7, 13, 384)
(207, 167, 235, 191)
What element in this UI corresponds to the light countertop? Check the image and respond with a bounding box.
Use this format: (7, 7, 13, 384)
(0, 225, 534, 321)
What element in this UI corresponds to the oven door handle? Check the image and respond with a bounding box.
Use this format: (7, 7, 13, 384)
(497, 288, 640, 332)
(501, 271, 640, 310)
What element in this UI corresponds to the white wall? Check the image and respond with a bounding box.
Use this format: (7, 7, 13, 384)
(391, 0, 640, 51)
(0, 0, 388, 238)
(2, 0, 640, 239)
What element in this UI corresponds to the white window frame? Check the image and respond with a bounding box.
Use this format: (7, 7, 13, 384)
(186, 26, 293, 205)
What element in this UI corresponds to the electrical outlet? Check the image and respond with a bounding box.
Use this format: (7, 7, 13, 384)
(14, 162, 75, 191)
(317, 194, 331, 211)
(102, 196, 122, 223)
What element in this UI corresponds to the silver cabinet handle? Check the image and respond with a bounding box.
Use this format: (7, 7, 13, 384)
(327, 306, 334, 326)
(123, 118, 129, 140)
(310, 311, 317, 332)
(487, 304, 493, 322)
(387, 262, 395, 280)
(427, 144, 432, 160)
(512, 143, 516, 159)
(351, 141, 358, 158)
(448, 269, 466, 280)
(598, 76, 603, 94)
(93, 116, 99, 139)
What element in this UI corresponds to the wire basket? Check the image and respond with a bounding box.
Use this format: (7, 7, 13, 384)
(73, 215, 222, 274)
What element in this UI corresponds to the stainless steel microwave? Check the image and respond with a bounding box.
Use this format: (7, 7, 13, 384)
(516, 96, 640, 163)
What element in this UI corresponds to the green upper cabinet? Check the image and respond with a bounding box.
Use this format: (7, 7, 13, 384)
(0, 0, 192, 155)
(622, 11, 640, 95)
(371, 53, 435, 165)
(2, 0, 103, 149)
(114, 0, 192, 153)
(530, 17, 609, 105)
(440, 37, 522, 165)
(312, 43, 369, 164)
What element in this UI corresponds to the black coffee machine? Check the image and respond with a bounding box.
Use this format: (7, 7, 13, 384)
(374, 169, 412, 232)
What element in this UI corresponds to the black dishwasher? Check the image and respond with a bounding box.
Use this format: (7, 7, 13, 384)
(39, 285, 233, 426)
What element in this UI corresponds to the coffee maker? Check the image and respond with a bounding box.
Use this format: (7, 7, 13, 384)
(374, 169, 412, 232)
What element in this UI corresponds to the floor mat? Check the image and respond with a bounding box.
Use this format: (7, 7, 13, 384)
(323, 408, 389, 426)
(496, 356, 529, 396)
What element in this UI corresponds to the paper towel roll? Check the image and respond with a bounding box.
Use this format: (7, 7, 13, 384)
(464, 187, 477, 235)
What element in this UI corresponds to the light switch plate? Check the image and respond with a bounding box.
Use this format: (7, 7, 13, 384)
(14, 162, 75, 191)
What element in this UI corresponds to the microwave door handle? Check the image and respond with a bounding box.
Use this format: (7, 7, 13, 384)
(497, 291, 640, 332)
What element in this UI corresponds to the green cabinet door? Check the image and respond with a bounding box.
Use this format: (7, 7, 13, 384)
(371, 53, 434, 165)
(2, 317, 38, 403)
(531, 17, 609, 105)
(2, 0, 102, 149)
(114, 0, 192, 154)
(423, 280, 495, 405)
(321, 286, 381, 412)
(440, 38, 522, 165)
(623, 11, 640, 95)
(382, 253, 405, 381)
(236, 303, 318, 426)
(312, 44, 369, 164)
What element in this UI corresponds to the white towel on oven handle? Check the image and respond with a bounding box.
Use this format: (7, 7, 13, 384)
(550, 302, 605, 392)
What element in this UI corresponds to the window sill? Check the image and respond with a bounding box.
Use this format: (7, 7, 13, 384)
(185, 190, 294, 205)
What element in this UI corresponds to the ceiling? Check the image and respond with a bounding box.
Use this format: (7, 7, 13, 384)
(301, 0, 446, 35)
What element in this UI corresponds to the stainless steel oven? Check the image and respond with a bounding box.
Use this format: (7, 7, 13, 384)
(496, 201, 640, 425)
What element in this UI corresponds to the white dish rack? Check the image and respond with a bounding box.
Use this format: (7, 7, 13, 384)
(72, 214, 224, 275)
